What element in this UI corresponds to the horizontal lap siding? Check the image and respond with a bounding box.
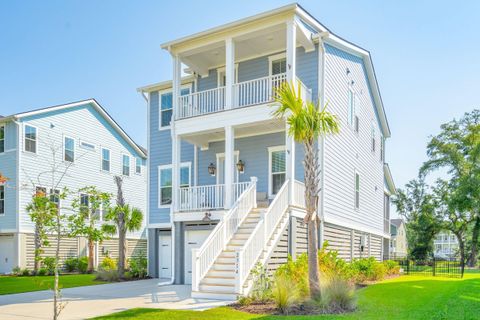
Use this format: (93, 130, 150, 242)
(25, 234, 80, 269)
(370, 235, 382, 261)
(324, 223, 352, 261)
(266, 224, 289, 275)
(98, 238, 147, 266)
(294, 217, 308, 257)
(296, 45, 318, 104)
(0, 121, 18, 231)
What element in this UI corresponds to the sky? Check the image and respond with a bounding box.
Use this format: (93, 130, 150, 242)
(1, 0, 479, 190)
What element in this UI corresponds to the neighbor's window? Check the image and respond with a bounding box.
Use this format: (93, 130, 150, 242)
(135, 157, 142, 174)
(0, 185, 4, 214)
(159, 167, 172, 206)
(348, 89, 355, 126)
(25, 125, 37, 153)
(102, 148, 110, 172)
(80, 193, 89, 214)
(371, 122, 376, 153)
(0, 125, 4, 153)
(64, 137, 75, 162)
(270, 148, 286, 196)
(380, 136, 385, 162)
(355, 172, 360, 209)
(49, 189, 60, 209)
(160, 92, 173, 128)
(122, 155, 130, 176)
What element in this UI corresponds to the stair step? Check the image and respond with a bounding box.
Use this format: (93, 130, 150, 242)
(191, 291, 237, 301)
(207, 270, 236, 278)
(230, 238, 247, 245)
(202, 276, 236, 285)
(217, 256, 235, 264)
(199, 284, 235, 293)
(219, 251, 236, 258)
(237, 228, 254, 234)
(212, 263, 236, 271)
(232, 233, 250, 240)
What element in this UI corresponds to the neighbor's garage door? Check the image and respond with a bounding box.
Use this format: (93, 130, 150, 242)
(0, 235, 14, 274)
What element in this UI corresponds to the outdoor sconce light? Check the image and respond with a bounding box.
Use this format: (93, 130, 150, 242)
(208, 162, 216, 176)
(236, 160, 245, 174)
(202, 211, 212, 222)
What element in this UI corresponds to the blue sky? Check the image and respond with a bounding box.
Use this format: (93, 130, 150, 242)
(1, 0, 479, 189)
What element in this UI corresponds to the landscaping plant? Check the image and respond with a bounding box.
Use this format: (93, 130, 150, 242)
(320, 274, 356, 312)
(272, 273, 300, 314)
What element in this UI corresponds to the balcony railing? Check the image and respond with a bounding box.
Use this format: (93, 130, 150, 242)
(233, 73, 287, 108)
(178, 86, 226, 119)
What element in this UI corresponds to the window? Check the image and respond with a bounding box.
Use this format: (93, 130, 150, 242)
(122, 155, 130, 176)
(80, 141, 95, 151)
(347, 89, 355, 126)
(354, 172, 360, 209)
(135, 157, 142, 174)
(180, 166, 190, 187)
(269, 146, 286, 197)
(80, 193, 89, 214)
(371, 122, 376, 152)
(354, 115, 359, 133)
(380, 136, 385, 162)
(50, 189, 60, 209)
(24, 125, 37, 153)
(35, 186, 46, 197)
(158, 163, 190, 207)
(0, 125, 4, 153)
(271, 58, 287, 75)
(0, 185, 4, 215)
(64, 136, 75, 162)
(160, 92, 173, 128)
(102, 148, 110, 172)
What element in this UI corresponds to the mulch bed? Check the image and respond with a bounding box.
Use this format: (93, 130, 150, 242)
(230, 301, 353, 316)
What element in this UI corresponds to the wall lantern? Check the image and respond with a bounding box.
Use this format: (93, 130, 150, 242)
(208, 163, 216, 176)
(236, 160, 245, 174)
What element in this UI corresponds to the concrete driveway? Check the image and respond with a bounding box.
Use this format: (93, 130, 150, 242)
(0, 279, 233, 319)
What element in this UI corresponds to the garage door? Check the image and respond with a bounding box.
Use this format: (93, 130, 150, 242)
(158, 233, 172, 279)
(0, 236, 14, 274)
(184, 229, 210, 284)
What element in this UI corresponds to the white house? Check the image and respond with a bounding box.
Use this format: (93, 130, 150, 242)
(0, 99, 147, 273)
(138, 3, 395, 299)
(434, 231, 459, 259)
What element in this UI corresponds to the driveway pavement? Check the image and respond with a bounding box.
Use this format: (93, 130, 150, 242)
(0, 279, 233, 319)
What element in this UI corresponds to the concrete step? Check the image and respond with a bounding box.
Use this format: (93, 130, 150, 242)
(212, 262, 236, 271)
(202, 276, 236, 285)
(199, 283, 235, 293)
(191, 290, 237, 301)
(207, 269, 236, 278)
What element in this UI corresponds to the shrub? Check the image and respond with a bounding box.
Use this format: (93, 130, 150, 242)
(238, 295, 254, 306)
(320, 274, 357, 312)
(129, 254, 148, 279)
(318, 241, 349, 278)
(64, 257, 79, 272)
(249, 263, 272, 302)
(95, 269, 120, 282)
(21, 268, 31, 276)
(42, 257, 56, 275)
(123, 271, 133, 280)
(349, 257, 386, 283)
(12, 266, 21, 276)
(100, 256, 117, 271)
(37, 268, 47, 276)
(383, 260, 400, 276)
(272, 274, 300, 314)
(275, 254, 309, 298)
(77, 256, 88, 274)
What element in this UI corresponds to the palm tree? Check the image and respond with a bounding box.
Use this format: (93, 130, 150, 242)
(273, 82, 339, 299)
(103, 204, 143, 277)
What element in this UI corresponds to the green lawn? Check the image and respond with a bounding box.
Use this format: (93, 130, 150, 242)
(93, 272, 480, 320)
(0, 274, 106, 295)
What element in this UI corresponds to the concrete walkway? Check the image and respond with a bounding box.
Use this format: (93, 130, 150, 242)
(0, 279, 233, 319)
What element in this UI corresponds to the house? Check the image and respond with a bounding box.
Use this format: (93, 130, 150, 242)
(0, 99, 147, 274)
(389, 219, 407, 258)
(434, 231, 458, 259)
(138, 3, 395, 299)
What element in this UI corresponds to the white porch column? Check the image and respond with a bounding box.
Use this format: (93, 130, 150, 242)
(285, 19, 297, 201)
(225, 37, 235, 109)
(224, 125, 234, 208)
(171, 54, 182, 212)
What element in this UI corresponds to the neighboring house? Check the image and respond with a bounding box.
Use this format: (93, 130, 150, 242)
(0, 99, 147, 274)
(390, 219, 407, 258)
(434, 231, 458, 259)
(138, 3, 395, 299)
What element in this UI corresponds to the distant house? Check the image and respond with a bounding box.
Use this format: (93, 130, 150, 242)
(390, 219, 407, 258)
(0, 99, 147, 274)
(434, 231, 458, 259)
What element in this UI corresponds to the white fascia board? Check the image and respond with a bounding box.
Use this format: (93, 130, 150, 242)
(384, 163, 396, 195)
(137, 75, 195, 93)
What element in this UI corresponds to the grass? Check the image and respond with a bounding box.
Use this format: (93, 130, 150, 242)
(0, 274, 106, 295)
(93, 271, 480, 320)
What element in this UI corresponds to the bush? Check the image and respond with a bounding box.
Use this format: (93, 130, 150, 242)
(95, 269, 120, 282)
(64, 257, 79, 272)
(383, 260, 400, 276)
(249, 263, 272, 302)
(42, 257, 56, 275)
(37, 268, 47, 276)
(21, 268, 31, 276)
(123, 271, 133, 280)
(100, 256, 117, 271)
(318, 241, 349, 278)
(12, 266, 21, 276)
(77, 256, 88, 274)
(276, 254, 309, 298)
(238, 295, 254, 306)
(348, 257, 386, 283)
(320, 274, 357, 312)
(129, 254, 148, 279)
(272, 274, 300, 314)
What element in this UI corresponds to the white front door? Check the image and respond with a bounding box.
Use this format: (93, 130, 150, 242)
(184, 229, 210, 284)
(158, 233, 172, 279)
(217, 152, 239, 185)
(0, 236, 14, 274)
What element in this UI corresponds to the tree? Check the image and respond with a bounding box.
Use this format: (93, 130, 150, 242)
(69, 186, 111, 273)
(421, 110, 480, 267)
(273, 82, 339, 299)
(103, 176, 143, 277)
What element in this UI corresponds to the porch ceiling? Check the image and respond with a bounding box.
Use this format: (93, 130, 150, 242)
(181, 117, 285, 148)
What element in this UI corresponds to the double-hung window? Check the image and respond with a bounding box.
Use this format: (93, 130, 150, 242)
(0, 185, 4, 215)
(160, 92, 173, 128)
(269, 146, 286, 197)
(271, 57, 287, 75)
(371, 122, 376, 153)
(50, 189, 60, 209)
(64, 136, 75, 162)
(0, 125, 4, 153)
(135, 157, 142, 174)
(122, 155, 130, 176)
(354, 172, 360, 209)
(25, 125, 37, 153)
(80, 193, 90, 215)
(102, 148, 110, 172)
(347, 89, 355, 127)
(158, 163, 190, 207)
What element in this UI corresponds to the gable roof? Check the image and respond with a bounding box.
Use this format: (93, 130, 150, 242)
(391, 219, 404, 228)
(1, 99, 147, 158)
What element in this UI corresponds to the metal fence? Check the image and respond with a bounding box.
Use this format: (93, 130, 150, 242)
(393, 258, 463, 278)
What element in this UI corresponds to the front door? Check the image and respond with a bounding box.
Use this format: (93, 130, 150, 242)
(158, 233, 172, 279)
(217, 152, 239, 185)
(184, 229, 210, 284)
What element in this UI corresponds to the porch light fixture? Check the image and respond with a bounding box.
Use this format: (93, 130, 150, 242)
(208, 163, 216, 176)
(236, 160, 245, 174)
(202, 211, 212, 222)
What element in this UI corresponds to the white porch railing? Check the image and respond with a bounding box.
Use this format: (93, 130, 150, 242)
(235, 180, 290, 293)
(233, 73, 287, 108)
(191, 177, 257, 292)
(178, 184, 225, 211)
(296, 77, 312, 103)
(177, 86, 226, 119)
(233, 181, 251, 201)
(293, 180, 306, 208)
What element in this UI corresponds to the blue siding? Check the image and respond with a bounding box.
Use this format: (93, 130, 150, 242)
(238, 55, 269, 82)
(296, 45, 319, 104)
(197, 69, 218, 91)
(0, 121, 18, 231)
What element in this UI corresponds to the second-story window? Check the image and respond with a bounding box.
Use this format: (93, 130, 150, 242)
(159, 166, 172, 206)
(50, 189, 60, 209)
(160, 92, 173, 128)
(0, 125, 4, 153)
(380, 136, 385, 162)
(135, 157, 142, 174)
(25, 125, 37, 153)
(371, 122, 376, 153)
(269, 147, 286, 197)
(102, 148, 110, 172)
(347, 89, 355, 126)
(64, 137, 75, 162)
(122, 155, 130, 176)
(354, 172, 360, 209)
(271, 58, 287, 75)
(0, 185, 4, 215)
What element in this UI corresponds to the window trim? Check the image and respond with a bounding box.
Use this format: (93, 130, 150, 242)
(158, 84, 192, 131)
(101, 147, 111, 173)
(268, 145, 286, 198)
(122, 154, 131, 176)
(135, 157, 142, 175)
(24, 124, 38, 154)
(347, 88, 356, 127)
(63, 135, 76, 163)
(0, 125, 5, 154)
(371, 121, 376, 153)
(157, 162, 191, 208)
(216, 65, 239, 87)
(354, 171, 360, 210)
(268, 53, 287, 76)
(0, 184, 5, 215)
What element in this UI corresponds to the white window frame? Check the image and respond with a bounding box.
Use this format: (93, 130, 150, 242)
(135, 157, 142, 175)
(63, 135, 75, 163)
(268, 145, 286, 198)
(101, 147, 111, 172)
(354, 171, 360, 210)
(158, 85, 192, 131)
(122, 154, 130, 176)
(0, 184, 5, 215)
(24, 124, 38, 154)
(49, 188, 61, 209)
(380, 136, 385, 162)
(371, 121, 376, 153)
(0, 125, 5, 154)
(268, 53, 287, 76)
(216, 65, 238, 87)
(347, 88, 356, 127)
(158, 162, 191, 208)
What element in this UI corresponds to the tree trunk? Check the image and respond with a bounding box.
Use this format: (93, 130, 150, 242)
(88, 239, 95, 273)
(456, 233, 465, 278)
(53, 215, 61, 320)
(34, 224, 41, 274)
(307, 219, 321, 298)
(467, 216, 480, 267)
(118, 228, 126, 278)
